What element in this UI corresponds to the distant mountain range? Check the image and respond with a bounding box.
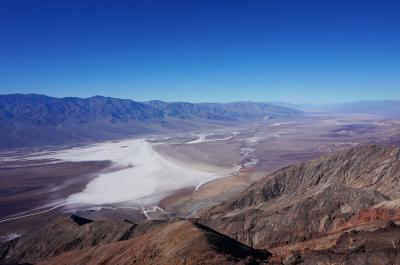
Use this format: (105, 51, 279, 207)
(0, 94, 303, 149)
(318, 100, 400, 117)
(3, 94, 399, 150)
(274, 100, 400, 117)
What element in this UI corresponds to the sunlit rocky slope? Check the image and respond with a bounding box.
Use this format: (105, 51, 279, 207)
(2, 144, 400, 265)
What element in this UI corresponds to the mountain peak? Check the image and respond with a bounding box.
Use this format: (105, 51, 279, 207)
(0, 93, 303, 150)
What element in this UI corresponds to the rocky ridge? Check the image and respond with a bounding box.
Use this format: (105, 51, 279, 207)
(199, 145, 400, 249)
(0, 216, 270, 265)
(2, 145, 400, 264)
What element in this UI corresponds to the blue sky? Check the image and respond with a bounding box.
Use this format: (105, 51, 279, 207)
(0, 0, 399, 103)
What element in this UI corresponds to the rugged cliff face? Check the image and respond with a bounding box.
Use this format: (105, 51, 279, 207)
(199, 145, 400, 249)
(297, 221, 400, 265)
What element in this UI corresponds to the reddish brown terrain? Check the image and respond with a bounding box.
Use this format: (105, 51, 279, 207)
(2, 144, 400, 264)
(0, 215, 270, 265)
(199, 144, 400, 263)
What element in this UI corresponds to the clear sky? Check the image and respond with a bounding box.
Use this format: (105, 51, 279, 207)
(0, 0, 399, 103)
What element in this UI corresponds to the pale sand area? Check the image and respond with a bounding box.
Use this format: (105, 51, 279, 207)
(186, 133, 232, 144)
(159, 167, 258, 218)
(30, 138, 237, 207)
(158, 114, 400, 217)
(4, 114, 397, 223)
(155, 137, 242, 168)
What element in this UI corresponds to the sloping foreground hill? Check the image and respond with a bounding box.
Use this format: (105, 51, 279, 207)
(2, 215, 400, 265)
(296, 221, 400, 265)
(199, 145, 400, 257)
(2, 145, 400, 265)
(0, 94, 303, 149)
(0, 215, 270, 265)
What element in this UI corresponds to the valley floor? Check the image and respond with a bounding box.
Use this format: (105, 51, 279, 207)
(1, 113, 399, 238)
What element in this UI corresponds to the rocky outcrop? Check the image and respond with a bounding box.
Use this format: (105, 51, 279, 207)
(199, 145, 400, 249)
(38, 220, 271, 265)
(0, 215, 137, 264)
(297, 221, 400, 265)
(2, 144, 400, 264)
(0, 217, 271, 265)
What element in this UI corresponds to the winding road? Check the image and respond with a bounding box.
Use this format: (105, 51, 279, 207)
(0, 202, 75, 224)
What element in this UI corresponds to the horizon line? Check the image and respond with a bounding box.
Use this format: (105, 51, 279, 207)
(2, 92, 400, 106)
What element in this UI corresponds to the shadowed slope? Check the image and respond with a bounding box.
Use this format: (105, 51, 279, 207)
(199, 145, 400, 249)
(0, 217, 270, 265)
(0, 215, 137, 264)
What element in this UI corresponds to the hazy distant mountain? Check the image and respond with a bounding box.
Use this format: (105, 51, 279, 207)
(145, 100, 302, 120)
(273, 100, 400, 117)
(321, 100, 400, 117)
(144, 100, 236, 120)
(0, 94, 165, 125)
(0, 94, 303, 149)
